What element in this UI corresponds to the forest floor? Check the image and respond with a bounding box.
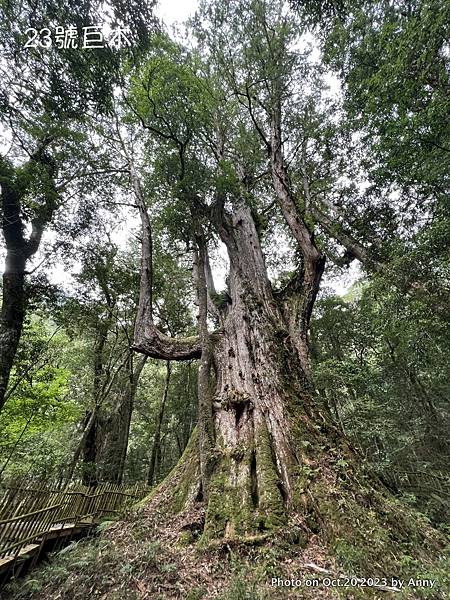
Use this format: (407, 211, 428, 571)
(4, 482, 447, 600)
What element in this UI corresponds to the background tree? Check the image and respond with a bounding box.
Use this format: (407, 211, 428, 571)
(311, 280, 450, 524)
(0, 0, 156, 413)
(60, 236, 142, 485)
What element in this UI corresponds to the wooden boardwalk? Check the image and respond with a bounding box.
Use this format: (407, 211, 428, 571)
(0, 482, 149, 578)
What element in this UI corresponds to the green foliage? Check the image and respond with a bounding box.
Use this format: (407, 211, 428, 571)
(321, 0, 449, 200)
(0, 316, 80, 481)
(96, 520, 116, 533)
(0, 0, 155, 122)
(130, 34, 213, 144)
(143, 540, 161, 561)
(127, 360, 197, 485)
(311, 270, 450, 523)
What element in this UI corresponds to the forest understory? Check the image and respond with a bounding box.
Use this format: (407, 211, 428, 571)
(4, 464, 449, 600)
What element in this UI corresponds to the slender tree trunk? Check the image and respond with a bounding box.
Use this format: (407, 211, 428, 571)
(147, 361, 171, 486)
(80, 327, 108, 486)
(66, 345, 130, 485)
(97, 355, 147, 484)
(194, 235, 215, 495)
(82, 412, 99, 487)
(65, 407, 99, 485)
(0, 253, 26, 412)
(0, 170, 28, 411)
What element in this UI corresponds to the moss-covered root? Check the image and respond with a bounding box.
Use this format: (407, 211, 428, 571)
(141, 426, 449, 599)
(199, 423, 288, 545)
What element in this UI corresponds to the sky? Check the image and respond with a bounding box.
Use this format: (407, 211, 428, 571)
(0, 0, 357, 297)
(155, 0, 199, 26)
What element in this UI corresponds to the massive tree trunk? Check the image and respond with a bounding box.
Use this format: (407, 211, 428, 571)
(130, 172, 443, 578)
(176, 204, 334, 540)
(135, 203, 331, 534)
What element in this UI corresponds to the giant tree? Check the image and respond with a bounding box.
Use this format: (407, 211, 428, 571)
(122, 0, 445, 578)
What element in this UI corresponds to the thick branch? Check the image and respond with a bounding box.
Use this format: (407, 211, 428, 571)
(269, 106, 325, 370)
(270, 106, 322, 271)
(132, 324, 202, 360)
(129, 169, 202, 360)
(195, 241, 221, 319)
(204, 248, 217, 298)
(130, 164, 154, 324)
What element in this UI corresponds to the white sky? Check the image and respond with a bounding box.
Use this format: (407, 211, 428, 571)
(155, 0, 199, 25)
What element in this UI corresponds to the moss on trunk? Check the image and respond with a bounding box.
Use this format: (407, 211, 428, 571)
(156, 397, 442, 582)
(133, 205, 448, 590)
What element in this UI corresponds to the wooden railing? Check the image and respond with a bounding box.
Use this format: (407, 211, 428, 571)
(0, 482, 149, 570)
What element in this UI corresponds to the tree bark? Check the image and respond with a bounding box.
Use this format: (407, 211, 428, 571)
(126, 155, 203, 361)
(80, 325, 108, 486)
(0, 254, 27, 413)
(0, 165, 28, 412)
(147, 360, 171, 486)
(269, 104, 325, 374)
(65, 331, 129, 484)
(0, 144, 57, 413)
(97, 354, 147, 484)
(198, 204, 324, 537)
(194, 234, 216, 495)
(82, 410, 99, 487)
